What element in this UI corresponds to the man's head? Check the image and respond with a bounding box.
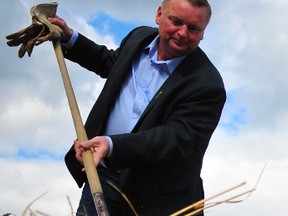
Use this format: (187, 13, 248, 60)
(156, 0, 211, 60)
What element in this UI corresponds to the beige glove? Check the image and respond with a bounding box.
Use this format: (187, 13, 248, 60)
(6, 2, 63, 58)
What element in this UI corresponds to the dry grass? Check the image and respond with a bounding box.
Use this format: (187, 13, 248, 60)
(1, 182, 256, 216)
(1, 183, 254, 216)
(2, 165, 265, 216)
(171, 164, 266, 216)
(1, 192, 75, 216)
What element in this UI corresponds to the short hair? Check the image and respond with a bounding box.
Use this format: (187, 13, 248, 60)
(162, 0, 212, 24)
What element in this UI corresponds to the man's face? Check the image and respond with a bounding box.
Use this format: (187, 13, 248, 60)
(156, 0, 209, 60)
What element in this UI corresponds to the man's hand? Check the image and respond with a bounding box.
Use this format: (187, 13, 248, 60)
(74, 136, 110, 169)
(48, 15, 73, 42)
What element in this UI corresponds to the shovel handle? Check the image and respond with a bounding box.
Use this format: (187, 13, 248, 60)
(52, 39, 109, 216)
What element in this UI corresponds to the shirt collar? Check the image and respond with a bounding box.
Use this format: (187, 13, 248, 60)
(145, 35, 186, 74)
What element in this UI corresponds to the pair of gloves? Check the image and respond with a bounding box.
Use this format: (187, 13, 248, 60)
(6, 2, 63, 58)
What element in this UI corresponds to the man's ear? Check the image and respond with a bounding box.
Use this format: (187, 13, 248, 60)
(200, 32, 204, 40)
(155, 6, 162, 25)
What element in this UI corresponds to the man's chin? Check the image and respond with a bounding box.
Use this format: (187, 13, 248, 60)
(170, 48, 190, 57)
(170, 43, 189, 53)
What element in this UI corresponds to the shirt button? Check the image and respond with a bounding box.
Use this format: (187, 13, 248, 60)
(133, 115, 138, 119)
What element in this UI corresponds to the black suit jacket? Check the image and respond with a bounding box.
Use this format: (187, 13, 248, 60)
(64, 26, 226, 215)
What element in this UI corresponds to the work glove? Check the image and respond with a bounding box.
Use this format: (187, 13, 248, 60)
(6, 2, 63, 58)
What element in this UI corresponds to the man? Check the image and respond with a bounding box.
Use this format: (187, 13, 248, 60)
(49, 0, 226, 215)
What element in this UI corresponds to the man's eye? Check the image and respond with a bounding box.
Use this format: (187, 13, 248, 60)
(188, 25, 201, 33)
(171, 18, 182, 26)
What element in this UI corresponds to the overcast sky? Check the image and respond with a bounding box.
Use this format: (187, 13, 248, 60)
(1, 0, 288, 215)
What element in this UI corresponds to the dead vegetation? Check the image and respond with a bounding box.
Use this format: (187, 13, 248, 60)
(1, 181, 257, 216)
(1, 192, 75, 216)
(2, 165, 265, 216)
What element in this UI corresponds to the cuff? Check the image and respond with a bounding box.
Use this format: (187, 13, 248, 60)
(61, 30, 79, 51)
(104, 136, 113, 158)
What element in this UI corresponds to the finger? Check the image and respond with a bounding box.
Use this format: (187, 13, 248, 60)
(80, 140, 97, 149)
(47, 16, 64, 25)
(75, 148, 83, 163)
(92, 151, 101, 167)
(74, 140, 84, 164)
(74, 140, 81, 151)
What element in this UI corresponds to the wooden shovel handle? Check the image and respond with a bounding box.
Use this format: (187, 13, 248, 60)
(52, 39, 109, 215)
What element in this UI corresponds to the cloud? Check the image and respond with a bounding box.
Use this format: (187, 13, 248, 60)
(206, 0, 288, 130)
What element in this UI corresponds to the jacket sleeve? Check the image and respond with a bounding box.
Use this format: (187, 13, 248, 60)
(63, 28, 141, 78)
(63, 33, 119, 78)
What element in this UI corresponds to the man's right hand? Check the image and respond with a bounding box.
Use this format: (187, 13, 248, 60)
(74, 136, 111, 170)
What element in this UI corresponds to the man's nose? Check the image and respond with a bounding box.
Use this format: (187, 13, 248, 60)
(177, 25, 188, 38)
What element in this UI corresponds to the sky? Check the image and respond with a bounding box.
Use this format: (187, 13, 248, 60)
(1, 0, 288, 215)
